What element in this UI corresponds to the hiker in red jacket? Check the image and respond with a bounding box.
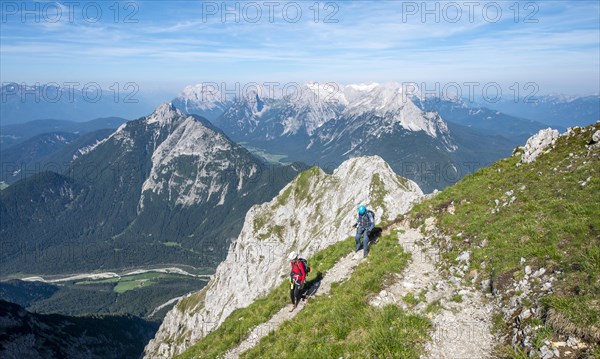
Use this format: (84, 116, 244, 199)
(288, 251, 306, 312)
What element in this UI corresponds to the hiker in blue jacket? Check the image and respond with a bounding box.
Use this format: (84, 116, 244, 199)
(353, 205, 374, 258)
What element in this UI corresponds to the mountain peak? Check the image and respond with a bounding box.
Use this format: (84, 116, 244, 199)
(177, 84, 228, 110)
(345, 82, 380, 92)
(146, 103, 186, 125)
(342, 83, 450, 139)
(144, 156, 423, 358)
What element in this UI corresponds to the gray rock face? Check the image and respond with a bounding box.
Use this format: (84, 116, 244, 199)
(521, 128, 560, 163)
(143, 155, 423, 358)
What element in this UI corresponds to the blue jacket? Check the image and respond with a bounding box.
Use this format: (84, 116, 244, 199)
(356, 211, 374, 231)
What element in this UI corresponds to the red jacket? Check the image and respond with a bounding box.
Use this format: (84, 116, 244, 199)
(290, 260, 306, 283)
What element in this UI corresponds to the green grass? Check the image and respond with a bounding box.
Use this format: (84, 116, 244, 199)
(531, 325, 553, 349)
(293, 166, 321, 203)
(240, 232, 431, 358)
(275, 185, 293, 207)
(257, 224, 286, 241)
(409, 123, 600, 344)
(426, 300, 443, 314)
(238, 142, 292, 165)
(176, 237, 355, 359)
(451, 294, 463, 303)
(177, 288, 207, 314)
(252, 212, 270, 232)
(370, 173, 388, 213)
(403, 292, 420, 306)
(76, 272, 200, 294)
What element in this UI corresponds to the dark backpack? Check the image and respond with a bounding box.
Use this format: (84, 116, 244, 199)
(299, 258, 312, 274)
(367, 210, 375, 224)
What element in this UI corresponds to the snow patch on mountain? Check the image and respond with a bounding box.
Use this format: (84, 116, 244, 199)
(177, 84, 228, 111)
(343, 83, 448, 139)
(144, 156, 423, 358)
(346, 82, 380, 93)
(281, 82, 344, 136)
(72, 137, 110, 160)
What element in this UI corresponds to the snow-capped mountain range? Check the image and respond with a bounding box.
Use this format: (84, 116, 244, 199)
(195, 82, 452, 141)
(171, 81, 597, 193)
(171, 84, 233, 121)
(174, 82, 493, 192)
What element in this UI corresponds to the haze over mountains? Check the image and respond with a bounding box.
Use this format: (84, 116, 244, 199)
(485, 94, 600, 128)
(0, 83, 154, 125)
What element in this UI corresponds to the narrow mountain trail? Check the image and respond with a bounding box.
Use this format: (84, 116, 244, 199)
(224, 219, 494, 359)
(370, 221, 495, 359)
(223, 250, 363, 359)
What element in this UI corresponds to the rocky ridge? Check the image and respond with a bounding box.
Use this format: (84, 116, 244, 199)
(143, 155, 423, 358)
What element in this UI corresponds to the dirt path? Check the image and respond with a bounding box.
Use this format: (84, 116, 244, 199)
(370, 224, 495, 359)
(224, 250, 363, 359)
(225, 221, 495, 359)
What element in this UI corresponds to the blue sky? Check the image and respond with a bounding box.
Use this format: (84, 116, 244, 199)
(1, 0, 599, 98)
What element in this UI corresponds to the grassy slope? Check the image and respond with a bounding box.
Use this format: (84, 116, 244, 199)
(241, 231, 430, 359)
(177, 231, 431, 359)
(176, 237, 355, 359)
(410, 124, 600, 350)
(173, 124, 599, 357)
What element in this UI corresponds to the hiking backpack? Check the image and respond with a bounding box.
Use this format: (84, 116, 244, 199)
(299, 258, 312, 274)
(367, 210, 375, 224)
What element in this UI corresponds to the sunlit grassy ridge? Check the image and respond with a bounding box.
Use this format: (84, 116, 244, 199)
(176, 237, 354, 359)
(241, 231, 430, 359)
(177, 231, 432, 359)
(410, 123, 600, 347)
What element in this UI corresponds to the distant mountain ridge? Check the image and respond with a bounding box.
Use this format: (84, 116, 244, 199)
(0, 117, 128, 150)
(483, 94, 600, 128)
(0, 104, 303, 275)
(175, 82, 518, 192)
(0, 82, 153, 125)
(415, 96, 559, 144)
